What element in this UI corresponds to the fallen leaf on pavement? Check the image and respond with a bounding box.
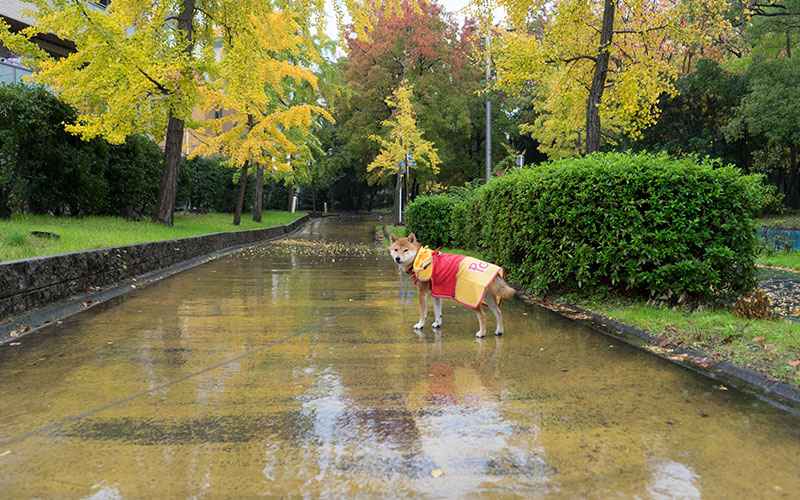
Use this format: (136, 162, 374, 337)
(430, 469, 444, 478)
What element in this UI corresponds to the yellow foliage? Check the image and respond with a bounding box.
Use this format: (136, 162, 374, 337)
(472, 0, 735, 158)
(188, 1, 333, 169)
(366, 82, 441, 185)
(0, 0, 334, 167)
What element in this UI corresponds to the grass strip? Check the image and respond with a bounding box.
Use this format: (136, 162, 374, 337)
(758, 252, 800, 271)
(1, 211, 307, 262)
(570, 298, 800, 387)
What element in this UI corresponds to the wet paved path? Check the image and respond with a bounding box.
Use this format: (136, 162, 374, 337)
(759, 266, 800, 323)
(1, 216, 800, 497)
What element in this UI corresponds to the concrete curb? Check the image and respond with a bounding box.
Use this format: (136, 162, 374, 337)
(525, 296, 800, 415)
(1, 215, 311, 345)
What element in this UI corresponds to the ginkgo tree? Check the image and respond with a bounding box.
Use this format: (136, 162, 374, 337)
(0, 0, 425, 225)
(470, 0, 736, 158)
(368, 81, 441, 224)
(188, 3, 333, 225)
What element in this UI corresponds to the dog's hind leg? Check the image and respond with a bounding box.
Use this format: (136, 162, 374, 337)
(486, 294, 504, 335)
(432, 297, 443, 328)
(475, 305, 487, 338)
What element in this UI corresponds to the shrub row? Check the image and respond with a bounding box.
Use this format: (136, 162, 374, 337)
(0, 83, 298, 218)
(405, 152, 764, 302)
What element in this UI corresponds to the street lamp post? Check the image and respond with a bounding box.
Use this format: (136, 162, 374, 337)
(485, 34, 492, 183)
(327, 147, 334, 214)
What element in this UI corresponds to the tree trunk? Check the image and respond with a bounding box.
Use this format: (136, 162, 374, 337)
(329, 187, 334, 213)
(233, 160, 250, 226)
(787, 30, 792, 58)
(585, 0, 615, 155)
(312, 177, 317, 213)
(154, 112, 184, 226)
(287, 183, 294, 212)
(152, 0, 195, 226)
(0, 150, 23, 219)
(253, 163, 263, 222)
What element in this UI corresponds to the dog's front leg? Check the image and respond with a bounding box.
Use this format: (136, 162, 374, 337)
(432, 297, 443, 328)
(414, 282, 428, 330)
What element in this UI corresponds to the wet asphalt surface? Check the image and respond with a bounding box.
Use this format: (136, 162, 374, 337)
(1, 216, 799, 497)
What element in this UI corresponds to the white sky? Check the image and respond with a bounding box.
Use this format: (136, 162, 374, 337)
(322, 0, 503, 43)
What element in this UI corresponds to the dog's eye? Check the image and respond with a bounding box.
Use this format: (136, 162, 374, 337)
(404, 249, 408, 253)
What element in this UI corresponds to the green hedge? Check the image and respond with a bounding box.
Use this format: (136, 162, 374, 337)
(406, 152, 763, 302)
(405, 193, 459, 247)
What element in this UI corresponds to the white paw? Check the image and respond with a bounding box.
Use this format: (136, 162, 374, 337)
(413, 322, 425, 330)
(495, 329, 503, 336)
(476, 331, 486, 338)
(432, 319, 442, 328)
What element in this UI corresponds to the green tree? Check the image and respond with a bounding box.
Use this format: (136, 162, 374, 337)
(723, 0, 800, 207)
(106, 134, 164, 219)
(0, 83, 108, 217)
(620, 59, 752, 169)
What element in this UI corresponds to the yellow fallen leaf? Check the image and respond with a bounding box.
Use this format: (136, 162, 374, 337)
(430, 469, 444, 478)
(719, 386, 728, 391)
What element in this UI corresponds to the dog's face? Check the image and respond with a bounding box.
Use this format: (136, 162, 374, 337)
(389, 233, 421, 270)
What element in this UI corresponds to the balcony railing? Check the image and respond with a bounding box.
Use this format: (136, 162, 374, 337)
(0, 59, 34, 85)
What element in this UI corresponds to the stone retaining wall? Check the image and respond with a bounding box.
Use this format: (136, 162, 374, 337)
(0, 215, 309, 319)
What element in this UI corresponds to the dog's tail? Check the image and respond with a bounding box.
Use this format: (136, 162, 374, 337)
(493, 275, 520, 301)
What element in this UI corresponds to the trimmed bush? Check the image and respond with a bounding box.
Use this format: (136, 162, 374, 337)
(406, 183, 482, 248)
(405, 193, 459, 247)
(411, 152, 763, 302)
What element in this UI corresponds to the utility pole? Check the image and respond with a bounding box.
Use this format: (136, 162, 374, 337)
(485, 34, 492, 183)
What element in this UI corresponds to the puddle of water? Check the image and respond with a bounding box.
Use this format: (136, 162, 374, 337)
(1, 217, 799, 497)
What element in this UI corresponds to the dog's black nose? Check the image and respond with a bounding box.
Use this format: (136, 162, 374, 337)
(395, 256, 401, 262)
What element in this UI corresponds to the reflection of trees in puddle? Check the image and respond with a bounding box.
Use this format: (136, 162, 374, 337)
(268, 328, 554, 494)
(407, 333, 553, 492)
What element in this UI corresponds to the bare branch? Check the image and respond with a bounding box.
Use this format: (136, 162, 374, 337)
(614, 25, 668, 35)
(547, 54, 598, 65)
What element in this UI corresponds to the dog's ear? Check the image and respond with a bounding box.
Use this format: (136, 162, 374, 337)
(408, 233, 416, 244)
(389, 233, 398, 243)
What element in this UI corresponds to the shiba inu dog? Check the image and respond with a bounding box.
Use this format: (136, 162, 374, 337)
(389, 233, 517, 337)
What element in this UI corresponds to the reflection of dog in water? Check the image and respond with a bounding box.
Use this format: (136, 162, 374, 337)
(389, 233, 517, 337)
(410, 332, 503, 407)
